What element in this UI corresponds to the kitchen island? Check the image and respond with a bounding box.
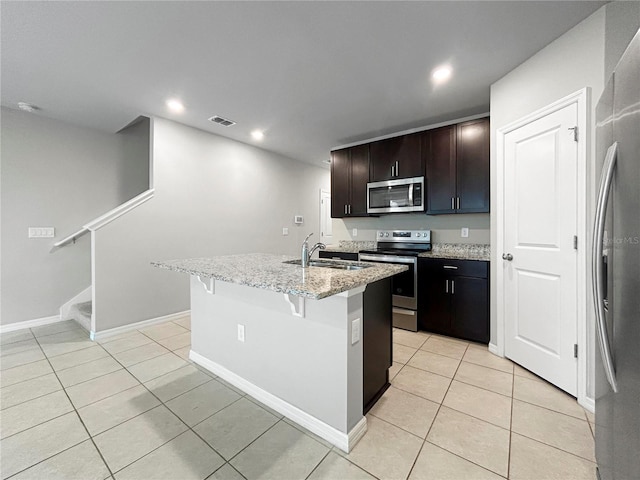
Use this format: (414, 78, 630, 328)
(152, 253, 406, 452)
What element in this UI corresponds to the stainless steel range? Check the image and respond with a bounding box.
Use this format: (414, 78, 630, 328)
(359, 230, 431, 331)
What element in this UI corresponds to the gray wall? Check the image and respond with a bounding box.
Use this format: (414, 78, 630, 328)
(491, 8, 606, 400)
(93, 118, 330, 331)
(1, 107, 150, 325)
(490, 3, 639, 400)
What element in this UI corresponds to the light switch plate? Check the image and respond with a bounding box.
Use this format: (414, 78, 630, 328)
(28, 227, 55, 238)
(352, 228, 358, 237)
(461, 227, 469, 238)
(282, 227, 289, 236)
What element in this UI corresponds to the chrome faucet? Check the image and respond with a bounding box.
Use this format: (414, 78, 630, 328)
(301, 233, 326, 268)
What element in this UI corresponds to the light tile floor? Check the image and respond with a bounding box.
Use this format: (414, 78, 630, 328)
(0, 319, 596, 479)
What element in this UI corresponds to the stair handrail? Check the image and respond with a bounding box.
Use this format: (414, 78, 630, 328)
(51, 188, 154, 251)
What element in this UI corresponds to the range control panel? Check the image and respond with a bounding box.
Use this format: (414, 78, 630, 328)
(377, 230, 431, 243)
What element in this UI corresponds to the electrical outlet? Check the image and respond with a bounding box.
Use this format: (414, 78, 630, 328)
(351, 318, 361, 345)
(461, 227, 469, 238)
(237, 324, 245, 342)
(352, 228, 358, 237)
(282, 227, 289, 236)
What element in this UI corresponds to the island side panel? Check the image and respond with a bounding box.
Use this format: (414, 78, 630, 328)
(189, 275, 363, 435)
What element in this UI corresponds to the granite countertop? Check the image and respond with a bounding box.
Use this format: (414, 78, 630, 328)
(323, 240, 376, 253)
(418, 243, 490, 261)
(152, 253, 407, 300)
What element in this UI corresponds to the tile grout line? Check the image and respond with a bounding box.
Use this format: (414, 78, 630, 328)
(405, 342, 471, 480)
(90, 350, 224, 476)
(302, 449, 332, 480)
(13, 329, 117, 479)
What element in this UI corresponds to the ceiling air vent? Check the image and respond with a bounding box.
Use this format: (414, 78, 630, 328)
(208, 115, 236, 127)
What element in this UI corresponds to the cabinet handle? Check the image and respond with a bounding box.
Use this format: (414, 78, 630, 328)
(391, 165, 395, 177)
(457, 197, 460, 209)
(445, 280, 449, 293)
(396, 161, 399, 177)
(443, 265, 458, 270)
(348, 204, 351, 214)
(451, 197, 455, 210)
(344, 205, 347, 215)
(451, 280, 455, 294)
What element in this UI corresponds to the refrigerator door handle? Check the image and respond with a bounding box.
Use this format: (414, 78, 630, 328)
(592, 142, 619, 393)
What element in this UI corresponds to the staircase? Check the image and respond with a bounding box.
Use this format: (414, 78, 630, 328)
(69, 301, 92, 331)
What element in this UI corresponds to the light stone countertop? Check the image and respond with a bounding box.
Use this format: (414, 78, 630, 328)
(418, 243, 490, 261)
(152, 253, 407, 300)
(323, 240, 376, 253)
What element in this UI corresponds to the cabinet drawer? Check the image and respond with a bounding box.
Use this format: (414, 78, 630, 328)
(420, 258, 488, 278)
(319, 251, 359, 261)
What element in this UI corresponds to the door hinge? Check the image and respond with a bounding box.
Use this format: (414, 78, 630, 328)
(573, 235, 578, 250)
(574, 344, 578, 358)
(569, 126, 578, 142)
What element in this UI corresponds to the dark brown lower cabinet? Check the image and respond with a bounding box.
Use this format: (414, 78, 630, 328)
(362, 277, 392, 413)
(418, 258, 489, 344)
(318, 251, 392, 412)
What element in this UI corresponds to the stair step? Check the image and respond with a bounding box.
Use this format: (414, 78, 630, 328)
(69, 301, 92, 332)
(75, 301, 92, 317)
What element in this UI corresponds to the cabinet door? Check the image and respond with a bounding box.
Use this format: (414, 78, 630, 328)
(451, 276, 489, 343)
(456, 118, 490, 213)
(426, 125, 456, 214)
(349, 144, 370, 216)
(363, 277, 392, 413)
(369, 134, 421, 181)
(418, 260, 451, 334)
(330, 148, 350, 218)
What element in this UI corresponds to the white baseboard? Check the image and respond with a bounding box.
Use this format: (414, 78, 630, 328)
(90, 310, 190, 341)
(190, 350, 367, 453)
(488, 342, 501, 357)
(579, 394, 595, 414)
(0, 315, 61, 334)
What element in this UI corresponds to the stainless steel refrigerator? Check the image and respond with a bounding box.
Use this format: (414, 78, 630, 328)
(593, 27, 640, 480)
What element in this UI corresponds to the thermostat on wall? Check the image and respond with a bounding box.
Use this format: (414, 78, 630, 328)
(294, 215, 304, 224)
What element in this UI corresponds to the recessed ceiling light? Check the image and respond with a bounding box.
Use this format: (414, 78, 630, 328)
(18, 102, 39, 112)
(166, 98, 185, 113)
(432, 66, 452, 83)
(251, 130, 265, 141)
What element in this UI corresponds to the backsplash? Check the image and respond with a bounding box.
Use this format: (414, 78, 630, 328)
(331, 213, 490, 245)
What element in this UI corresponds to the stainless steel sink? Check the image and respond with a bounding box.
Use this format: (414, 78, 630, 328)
(284, 259, 370, 271)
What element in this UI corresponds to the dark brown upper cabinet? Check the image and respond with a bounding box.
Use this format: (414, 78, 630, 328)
(369, 133, 423, 182)
(426, 117, 489, 214)
(330, 144, 370, 218)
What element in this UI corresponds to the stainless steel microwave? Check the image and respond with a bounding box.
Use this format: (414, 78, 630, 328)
(367, 176, 424, 214)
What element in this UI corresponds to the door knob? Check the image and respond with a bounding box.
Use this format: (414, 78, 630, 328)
(502, 253, 513, 261)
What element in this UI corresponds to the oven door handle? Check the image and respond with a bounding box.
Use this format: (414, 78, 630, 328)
(359, 254, 417, 264)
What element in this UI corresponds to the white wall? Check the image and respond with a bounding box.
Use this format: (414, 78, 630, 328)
(93, 118, 330, 331)
(490, 3, 639, 400)
(0, 107, 150, 325)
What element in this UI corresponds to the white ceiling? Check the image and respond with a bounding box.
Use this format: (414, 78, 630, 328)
(1, 1, 606, 166)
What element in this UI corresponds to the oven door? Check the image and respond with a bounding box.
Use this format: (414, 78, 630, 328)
(359, 254, 417, 309)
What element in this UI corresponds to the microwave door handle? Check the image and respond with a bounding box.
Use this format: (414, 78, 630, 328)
(409, 184, 413, 204)
(592, 142, 618, 393)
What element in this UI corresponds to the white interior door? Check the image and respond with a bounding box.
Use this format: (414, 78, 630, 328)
(503, 102, 578, 396)
(320, 189, 332, 246)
